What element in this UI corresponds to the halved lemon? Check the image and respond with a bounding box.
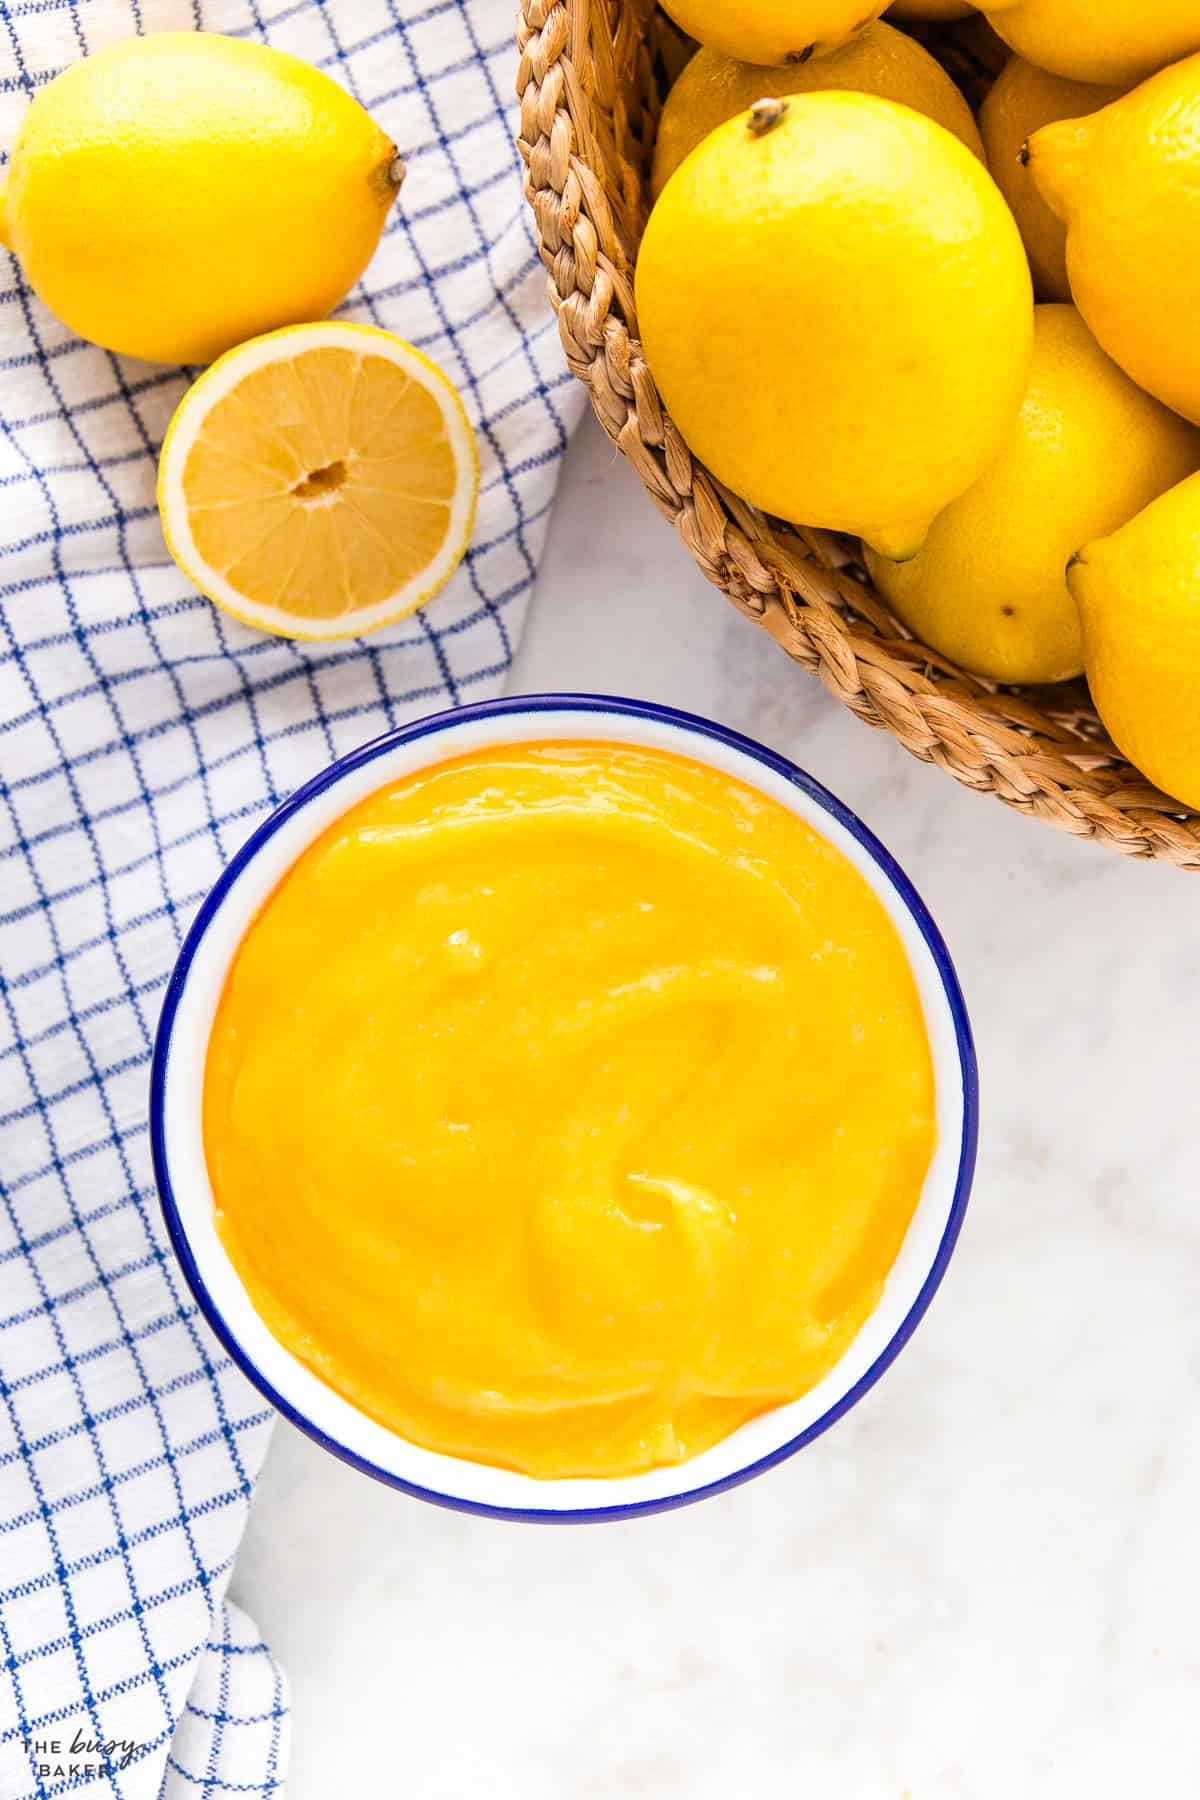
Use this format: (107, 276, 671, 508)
(157, 322, 478, 639)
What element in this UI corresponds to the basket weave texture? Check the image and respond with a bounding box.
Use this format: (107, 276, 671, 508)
(515, 1, 1200, 869)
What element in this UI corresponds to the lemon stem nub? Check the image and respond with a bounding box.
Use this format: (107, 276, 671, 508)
(388, 151, 406, 190)
(748, 98, 789, 138)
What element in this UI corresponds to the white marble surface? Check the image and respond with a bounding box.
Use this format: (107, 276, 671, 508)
(232, 420, 1200, 1798)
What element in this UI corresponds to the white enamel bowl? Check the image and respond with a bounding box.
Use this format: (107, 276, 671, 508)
(151, 694, 978, 1522)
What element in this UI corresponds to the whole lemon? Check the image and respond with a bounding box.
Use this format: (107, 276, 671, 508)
(981, 0, 1200, 86)
(1069, 473, 1200, 808)
(658, 0, 888, 66)
(635, 92, 1032, 560)
(652, 24, 984, 197)
(1028, 55, 1200, 425)
(0, 32, 403, 365)
(979, 58, 1121, 302)
(864, 306, 1200, 685)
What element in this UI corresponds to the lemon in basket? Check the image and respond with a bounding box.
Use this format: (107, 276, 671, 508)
(864, 306, 1200, 685)
(0, 32, 404, 366)
(1069, 473, 1200, 811)
(658, 0, 888, 67)
(979, 58, 1122, 303)
(157, 324, 478, 640)
(636, 92, 1032, 561)
(1027, 55, 1200, 427)
(980, 0, 1200, 86)
(652, 24, 984, 198)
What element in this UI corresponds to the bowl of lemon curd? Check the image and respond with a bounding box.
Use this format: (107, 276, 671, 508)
(151, 695, 977, 1521)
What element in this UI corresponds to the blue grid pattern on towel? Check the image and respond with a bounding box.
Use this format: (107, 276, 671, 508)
(0, 1, 582, 1793)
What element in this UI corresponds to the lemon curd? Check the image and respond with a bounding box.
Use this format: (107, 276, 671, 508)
(202, 742, 937, 1479)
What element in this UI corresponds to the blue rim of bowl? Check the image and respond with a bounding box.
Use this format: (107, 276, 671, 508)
(150, 692, 979, 1524)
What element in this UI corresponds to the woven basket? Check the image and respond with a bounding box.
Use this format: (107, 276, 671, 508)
(515, 3, 1200, 869)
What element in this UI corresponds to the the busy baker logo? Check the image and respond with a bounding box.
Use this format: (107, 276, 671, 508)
(23, 1726, 138, 1779)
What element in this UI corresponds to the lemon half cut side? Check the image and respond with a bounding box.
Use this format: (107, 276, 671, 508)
(157, 322, 479, 640)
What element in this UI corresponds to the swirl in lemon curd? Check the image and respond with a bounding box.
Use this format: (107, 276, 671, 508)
(202, 742, 936, 1478)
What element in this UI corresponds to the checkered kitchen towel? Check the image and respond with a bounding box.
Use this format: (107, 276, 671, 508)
(0, 2, 583, 1793)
